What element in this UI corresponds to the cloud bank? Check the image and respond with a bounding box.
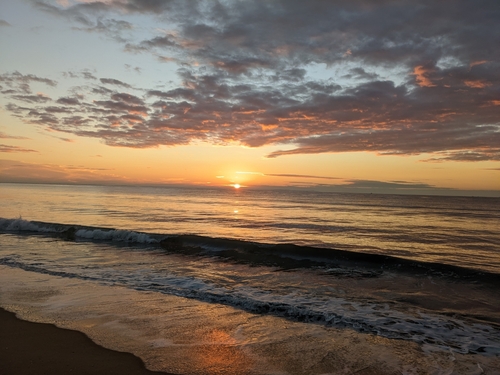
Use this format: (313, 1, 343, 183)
(1, 0, 499, 161)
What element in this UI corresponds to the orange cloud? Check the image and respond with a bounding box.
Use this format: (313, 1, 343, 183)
(469, 60, 488, 68)
(464, 80, 491, 88)
(413, 66, 435, 87)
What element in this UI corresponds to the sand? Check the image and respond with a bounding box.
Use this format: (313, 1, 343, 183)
(0, 307, 174, 375)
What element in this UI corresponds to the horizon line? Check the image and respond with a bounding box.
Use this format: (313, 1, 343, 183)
(1, 180, 498, 198)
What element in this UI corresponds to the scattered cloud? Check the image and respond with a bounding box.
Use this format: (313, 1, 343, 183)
(340, 180, 446, 191)
(56, 97, 80, 105)
(100, 78, 132, 88)
(73, 18, 133, 42)
(0, 159, 129, 185)
(0, 71, 57, 94)
(266, 174, 340, 180)
(0, 144, 38, 153)
(11, 93, 52, 103)
(0, 132, 28, 140)
(124, 64, 141, 74)
(1, 0, 498, 161)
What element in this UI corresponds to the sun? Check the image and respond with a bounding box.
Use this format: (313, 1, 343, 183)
(233, 183, 241, 189)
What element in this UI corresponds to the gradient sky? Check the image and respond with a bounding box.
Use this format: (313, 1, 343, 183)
(1, 0, 499, 196)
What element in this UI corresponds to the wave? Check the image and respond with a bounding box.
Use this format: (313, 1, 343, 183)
(1, 254, 498, 356)
(2, 217, 500, 355)
(1, 217, 499, 284)
(0, 218, 158, 244)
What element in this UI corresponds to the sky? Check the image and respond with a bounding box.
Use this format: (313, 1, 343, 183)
(0, 0, 499, 196)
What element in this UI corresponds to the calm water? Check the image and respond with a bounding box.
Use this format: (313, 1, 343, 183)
(1, 183, 499, 374)
(1, 183, 499, 272)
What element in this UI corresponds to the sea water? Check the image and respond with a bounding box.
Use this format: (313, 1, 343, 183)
(0, 183, 499, 374)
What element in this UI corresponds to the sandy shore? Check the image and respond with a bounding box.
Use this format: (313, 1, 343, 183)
(0, 307, 175, 375)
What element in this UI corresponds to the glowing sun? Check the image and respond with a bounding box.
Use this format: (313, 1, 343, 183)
(233, 184, 241, 189)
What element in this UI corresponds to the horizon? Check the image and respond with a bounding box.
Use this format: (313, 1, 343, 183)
(1, 180, 499, 198)
(1, 1, 499, 196)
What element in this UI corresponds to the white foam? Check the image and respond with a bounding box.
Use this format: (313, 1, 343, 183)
(0, 217, 158, 244)
(0, 218, 56, 233)
(74, 229, 158, 244)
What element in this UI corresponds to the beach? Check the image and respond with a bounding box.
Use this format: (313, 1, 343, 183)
(0, 308, 171, 375)
(1, 184, 499, 374)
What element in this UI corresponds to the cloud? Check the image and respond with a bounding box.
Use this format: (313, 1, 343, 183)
(253, 178, 495, 196)
(100, 78, 132, 88)
(423, 150, 500, 162)
(62, 69, 97, 80)
(266, 173, 340, 180)
(82, 70, 97, 80)
(0, 132, 28, 140)
(73, 18, 133, 42)
(292, 179, 457, 196)
(3, 67, 500, 160)
(0, 144, 38, 153)
(0, 19, 11, 27)
(0, 71, 57, 94)
(236, 171, 340, 180)
(11, 93, 52, 103)
(57, 97, 80, 105)
(0, 159, 129, 185)
(341, 180, 445, 191)
(35, 0, 500, 71)
(1, 0, 497, 160)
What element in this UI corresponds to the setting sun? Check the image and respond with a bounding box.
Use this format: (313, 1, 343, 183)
(233, 184, 241, 189)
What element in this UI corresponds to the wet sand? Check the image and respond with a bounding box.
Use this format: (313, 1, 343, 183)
(0, 307, 174, 375)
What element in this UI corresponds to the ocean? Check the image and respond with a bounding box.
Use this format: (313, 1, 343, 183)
(1, 183, 499, 374)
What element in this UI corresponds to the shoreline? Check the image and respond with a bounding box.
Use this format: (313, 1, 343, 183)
(0, 307, 175, 375)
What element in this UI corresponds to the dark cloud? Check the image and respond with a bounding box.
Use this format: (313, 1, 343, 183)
(11, 93, 52, 103)
(44, 105, 72, 113)
(82, 71, 97, 80)
(110, 93, 144, 105)
(33, 0, 500, 71)
(0, 19, 11, 27)
(100, 78, 132, 88)
(343, 68, 379, 81)
(73, 18, 133, 42)
(3, 67, 500, 160)
(342, 180, 444, 191)
(62, 70, 97, 81)
(0, 144, 38, 153)
(255, 178, 482, 196)
(2, 0, 497, 160)
(57, 97, 80, 105)
(266, 173, 340, 180)
(424, 150, 500, 162)
(0, 71, 57, 94)
(126, 34, 179, 52)
(299, 179, 456, 195)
